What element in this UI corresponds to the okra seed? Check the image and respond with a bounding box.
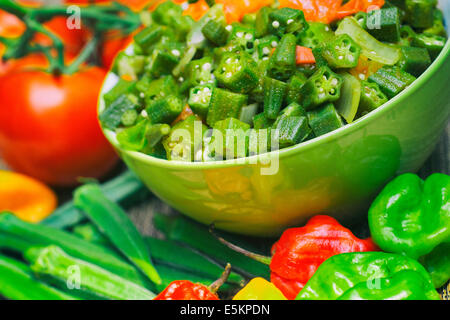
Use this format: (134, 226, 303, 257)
(226, 25, 232, 32)
(245, 33, 253, 40)
(287, 19, 294, 25)
(141, 110, 148, 118)
(171, 49, 180, 57)
(272, 21, 280, 28)
(139, 92, 145, 98)
(271, 41, 278, 47)
(331, 78, 339, 86)
(359, 74, 365, 80)
(202, 63, 211, 71)
(236, 32, 244, 38)
(263, 47, 270, 55)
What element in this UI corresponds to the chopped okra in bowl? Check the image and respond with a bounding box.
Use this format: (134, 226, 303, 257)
(98, 0, 450, 235)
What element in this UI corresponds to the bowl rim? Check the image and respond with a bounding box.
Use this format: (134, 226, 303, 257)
(99, 34, 450, 171)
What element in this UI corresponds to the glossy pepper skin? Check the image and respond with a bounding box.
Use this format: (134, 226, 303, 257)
(154, 280, 219, 300)
(270, 215, 378, 300)
(233, 278, 287, 300)
(368, 173, 450, 260)
(296, 252, 439, 300)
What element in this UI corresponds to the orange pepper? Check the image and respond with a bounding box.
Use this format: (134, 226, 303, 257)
(349, 55, 383, 80)
(296, 46, 316, 64)
(0, 170, 57, 223)
(172, 105, 195, 125)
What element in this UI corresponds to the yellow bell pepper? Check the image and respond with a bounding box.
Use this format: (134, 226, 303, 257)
(233, 278, 287, 300)
(0, 170, 57, 223)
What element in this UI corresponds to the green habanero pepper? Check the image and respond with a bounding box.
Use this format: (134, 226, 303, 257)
(369, 173, 449, 260)
(296, 252, 438, 300)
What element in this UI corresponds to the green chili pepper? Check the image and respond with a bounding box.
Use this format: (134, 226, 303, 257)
(0, 254, 78, 300)
(74, 184, 161, 285)
(296, 252, 438, 300)
(26, 246, 156, 300)
(368, 173, 450, 261)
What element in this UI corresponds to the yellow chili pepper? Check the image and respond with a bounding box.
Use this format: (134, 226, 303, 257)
(0, 170, 57, 223)
(233, 278, 287, 300)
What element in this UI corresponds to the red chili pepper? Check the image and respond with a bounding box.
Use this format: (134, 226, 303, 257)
(154, 281, 219, 300)
(270, 215, 378, 299)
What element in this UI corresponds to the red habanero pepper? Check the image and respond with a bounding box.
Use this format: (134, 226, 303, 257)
(154, 264, 231, 300)
(270, 215, 378, 299)
(154, 281, 219, 300)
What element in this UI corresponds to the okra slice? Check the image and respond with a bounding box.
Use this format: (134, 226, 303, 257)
(207, 88, 248, 126)
(213, 117, 251, 159)
(300, 66, 343, 110)
(269, 7, 308, 37)
(366, 7, 401, 43)
(268, 33, 297, 80)
(133, 26, 164, 53)
(368, 66, 416, 98)
(188, 84, 213, 118)
(323, 35, 361, 69)
(202, 19, 229, 47)
(307, 103, 344, 137)
(354, 11, 367, 29)
(312, 45, 329, 68)
(239, 103, 259, 125)
(228, 24, 256, 53)
(146, 95, 184, 124)
(412, 33, 446, 60)
(100, 94, 140, 130)
(255, 6, 273, 38)
(103, 79, 136, 108)
(145, 75, 178, 105)
(273, 116, 311, 148)
(405, 0, 437, 29)
(214, 52, 259, 94)
(398, 46, 431, 77)
(182, 57, 215, 91)
(399, 25, 417, 46)
(253, 112, 275, 129)
(359, 80, 388, 116)
(423, 9, 447, 37)
(285, 73, 307, 105)
(117, 120, 148, 152)
(298, 22, 334, 49)
(255, 35, 279, 60)
(264, 76, 288, 120)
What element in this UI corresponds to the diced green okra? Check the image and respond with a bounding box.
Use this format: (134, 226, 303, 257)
(228, 24, 256, 53)
(26, 246, 156, 300)
(366, 7, 401, 43)
(214, 52, 259, 93)
(117, 120, 148, 152)
(405, 0, 437, 29)
(114, 53, 145, 80)
(399, 25, 417, 46)
(264, 76, 288, 120)
(182, 57, 215, 91)
(354, 12, 367, 29)
(298, 22, 334, 49)
(269, 7, 308, 37)
(207, 88, 248, 126)
(398, 46, 431, 77)
(300, 66, 343, 110)
(212, 118, 251, 158)
(239, 103, 259, 125)
(152, 0, 193, 40)
(359, 80, 389, 115)
(368, 66, 416, 98)
(307, 103, 344, 137)
(202, 19, 229, 46)
(145, 44, 183, 78)
(100, 94, 140, 130)
(134, 26, 164, 53)
(253, 112, 275, 129)
(121, 109, 138, 127)
(103, 79, 136, 108)
(163, 115, 207, 161)
(255, 35, 279, 60)
(146, 95, 184, 124)
(312, 45, 329, 68)
(145, 75, 178, 105)
(273, 102, 307, 129)
(273, 116, 311, 148)
(286, 73, 307, 105)
(423, 9, 447, 37)
(248, 59, 270, 103)
(188, 84, 213, 118)
(268, 33, 297, 80)
(213, 40, 243, 62)
(255, 6, 273, 38)
(242, 12, 257, 26)
(412, 33, 446, 60)
(322, 34, 361, 69)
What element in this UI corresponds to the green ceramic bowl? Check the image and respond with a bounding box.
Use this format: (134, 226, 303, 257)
(99, 3, 450, 236)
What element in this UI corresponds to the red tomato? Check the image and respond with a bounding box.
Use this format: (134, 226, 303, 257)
(100, 30, 134, 69)
(0, 55, 118, 186)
